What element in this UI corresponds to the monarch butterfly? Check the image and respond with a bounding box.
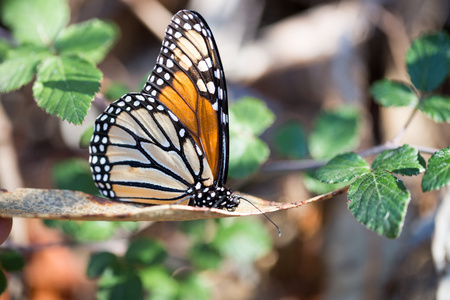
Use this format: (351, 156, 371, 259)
(89, 10, 240, 211)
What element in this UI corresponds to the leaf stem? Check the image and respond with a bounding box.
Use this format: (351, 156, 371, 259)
(391, 107, 419, 144)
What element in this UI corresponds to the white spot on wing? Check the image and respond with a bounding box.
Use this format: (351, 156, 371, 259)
(212, 101, 218, 111)
(198, 60, 208, 72)
(168, 110, 178, 122)
(205, 57, 212, 67)
(195, 144, 202, 156)
(206, 82, 215, 94)
(196, 79, 206, 92)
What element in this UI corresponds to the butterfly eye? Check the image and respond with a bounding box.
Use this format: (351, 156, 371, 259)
(89, 10, 237, 210)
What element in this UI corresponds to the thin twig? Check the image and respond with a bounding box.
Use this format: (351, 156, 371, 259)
(408, 145, 440, 155)
(391, 107, 419, 144)
(261, 159, 327, 173)
(357, 143, 397, 157)
(262, 141, 438, 174)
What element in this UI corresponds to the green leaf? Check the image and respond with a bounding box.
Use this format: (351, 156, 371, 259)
(213, 218, 272, 264)
(43, 220, 120, 241)
(52, 158, 99, 195)
(348, 171, 410, 238)
(273, 121, 308, 159)
(55, 19, 119, 64)
(406, 32, 450, 92)
(308, 106, 360, 159)
(1, 0, 69, 46)
(33, 55, 102, 124)
(0, 45, 51, 92)
(422, 147, 450, 192)
(370, 80, 419, 107)
(177, 274, 211, 300)
(87, 252, 119, 278)
(228, 97, 274, 178)
(0, 250, 25, 271)
(97, 272, 143, 300)
(316, 152, 370, 183)
(0, 39, 12, 62)
(0, 269, 6, 295)
(371, 145, 425, 176)
(125, 239, 167, 266)
(229, 97, 275, 136)
(189, 243, 222, 270)
(302, 172, 349, 194)
(139, 267, 178, 300)
(419, 95, 450, 123)
(228, 133, 269, 179)
(80, 125, 94, 148)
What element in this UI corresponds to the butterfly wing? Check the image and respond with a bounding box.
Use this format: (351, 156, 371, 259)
(141, 10, 229, 186)
(90, 93, 214, 204)
(90, 10, 230, 205)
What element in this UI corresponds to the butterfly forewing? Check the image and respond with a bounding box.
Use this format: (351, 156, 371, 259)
(141, 10, 229, 185)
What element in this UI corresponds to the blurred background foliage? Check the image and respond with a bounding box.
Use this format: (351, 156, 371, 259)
(0, 0, 449, 299)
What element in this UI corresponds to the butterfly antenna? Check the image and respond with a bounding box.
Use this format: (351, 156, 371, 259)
(237, 196, 281, 237)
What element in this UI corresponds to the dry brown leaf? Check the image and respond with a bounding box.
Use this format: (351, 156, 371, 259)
(0, 188, 348, 221)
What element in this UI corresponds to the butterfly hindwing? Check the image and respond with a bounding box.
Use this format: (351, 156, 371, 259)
(141, 10, 229, 185)
(90, 93, 214, 204)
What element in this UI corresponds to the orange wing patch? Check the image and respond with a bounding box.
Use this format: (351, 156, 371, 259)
(158, 71, 219, 179)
